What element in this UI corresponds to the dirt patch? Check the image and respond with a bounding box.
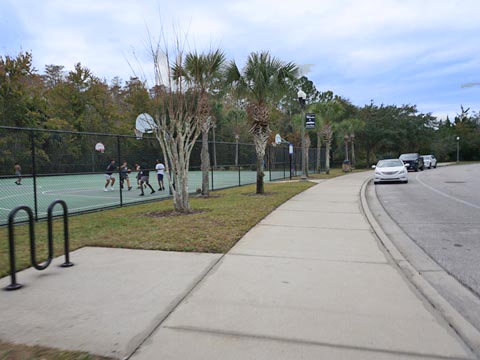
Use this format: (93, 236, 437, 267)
(241, 192, 277, 197)
(144, 209, 207, 218)
(195, 194, 222, 199)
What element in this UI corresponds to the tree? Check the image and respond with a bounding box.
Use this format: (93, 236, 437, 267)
(175, 49, 226, 196)
(222, 107, 248, 166)
(311, 92, 345, 174)
(148, 37, 204, 213)
(336, 118, 364, 167)
(0, 52, 46, 128)
(226, 51, 298, 194)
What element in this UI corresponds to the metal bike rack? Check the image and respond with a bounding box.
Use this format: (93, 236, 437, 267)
(5, 200, 74, 291)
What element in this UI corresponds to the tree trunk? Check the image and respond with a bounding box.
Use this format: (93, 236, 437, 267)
(351, 138, 355, 168)
(252, 129, 269, 194)
(344, 139, 349, 161)
(256, 155, 265, 194)
(170, 145, 191, 213)
(201, 127, 210, 196)
(325, 141, 331, 174)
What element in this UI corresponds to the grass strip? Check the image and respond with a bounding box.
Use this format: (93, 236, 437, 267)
(1, 179, 318, 278)
(0, 340, 113, 360)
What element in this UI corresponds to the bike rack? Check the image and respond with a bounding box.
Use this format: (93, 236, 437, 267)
(5, 200, 74, 291)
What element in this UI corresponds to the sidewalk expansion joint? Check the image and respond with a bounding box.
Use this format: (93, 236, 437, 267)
(125, 254, 227, 360)
(162, 325, 470, 360)
(229, 252, 388, 265)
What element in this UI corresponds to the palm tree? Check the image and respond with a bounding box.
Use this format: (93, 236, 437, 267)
(313, 100, 344, 174)
(226, 51, 298, 194)
(174, 49, 226, 196)
(348, 118, 364, 168)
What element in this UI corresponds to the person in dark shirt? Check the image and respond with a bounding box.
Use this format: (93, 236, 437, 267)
(104, 159, 117, 191)
(138, 159, 155, 196)
(120, 161, 133, 191)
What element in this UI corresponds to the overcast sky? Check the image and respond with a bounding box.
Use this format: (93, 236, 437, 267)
(1, 0, 479, 119)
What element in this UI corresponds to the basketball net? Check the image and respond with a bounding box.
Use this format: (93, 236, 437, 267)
(134, 128, 143, 140)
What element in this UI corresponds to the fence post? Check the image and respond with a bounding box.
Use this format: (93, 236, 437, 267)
(117, 136, 123, 206)
(210, 164, 214, 191)
(30, 130, 39, 221)
(269, 145, 272, 182)
(238, 143, 241, 186)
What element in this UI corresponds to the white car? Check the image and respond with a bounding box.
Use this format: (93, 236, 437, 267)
(421, 154, 437, 169)
(372, 159, 408, 184)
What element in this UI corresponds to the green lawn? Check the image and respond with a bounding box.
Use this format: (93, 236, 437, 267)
(1, 180, 318, 278)
(1, 174, 352, 359)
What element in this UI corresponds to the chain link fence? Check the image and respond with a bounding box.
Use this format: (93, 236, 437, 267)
(0, 126, 325, 225)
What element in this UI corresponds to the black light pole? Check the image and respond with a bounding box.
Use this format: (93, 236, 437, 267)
(456, 136, 460, 163)
(298, 90, 307, 180)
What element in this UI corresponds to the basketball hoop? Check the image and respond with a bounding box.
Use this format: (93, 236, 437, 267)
(95, 142, 105, 153)
(134, 129, 143, 140)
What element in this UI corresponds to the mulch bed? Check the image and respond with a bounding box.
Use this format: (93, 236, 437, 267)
(241, 192, 276, 197)
(144, 209, 207, 218)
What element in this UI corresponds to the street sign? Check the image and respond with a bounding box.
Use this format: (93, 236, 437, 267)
(305, 113, 316, 129)
(289, 144, 294, 154)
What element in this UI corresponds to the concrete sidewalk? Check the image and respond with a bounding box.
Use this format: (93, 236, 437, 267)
(0, 172, 476, 359)
(131, 172, 475, 359)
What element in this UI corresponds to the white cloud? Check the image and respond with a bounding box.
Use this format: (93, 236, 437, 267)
(2, 0, 480, 118)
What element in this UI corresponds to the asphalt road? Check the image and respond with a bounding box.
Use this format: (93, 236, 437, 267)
(375, 163, 480, 298)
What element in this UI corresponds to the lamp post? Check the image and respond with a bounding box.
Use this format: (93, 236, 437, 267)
(298, 90, 307, 180)
(456, 136, 460, 163)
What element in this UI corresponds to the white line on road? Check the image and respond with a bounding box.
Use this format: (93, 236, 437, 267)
(416, 172, 480, 210)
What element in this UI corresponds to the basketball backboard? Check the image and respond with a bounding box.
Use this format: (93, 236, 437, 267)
(135, 113, 156, 133)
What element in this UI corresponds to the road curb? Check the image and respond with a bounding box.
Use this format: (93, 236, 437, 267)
(359, 177, 480, 358)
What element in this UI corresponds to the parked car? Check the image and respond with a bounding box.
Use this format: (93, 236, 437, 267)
(421, 154, 437, 169)
(399, 153, 424, 172)
(372, 159, 408, 184)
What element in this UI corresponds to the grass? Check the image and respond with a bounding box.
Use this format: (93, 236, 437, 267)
(0, 340, 113, 360)
(0, 174, 351, 359)
(0, 180, 316, 278)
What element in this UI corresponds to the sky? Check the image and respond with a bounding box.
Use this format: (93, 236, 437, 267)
(1, 0, 479, 120)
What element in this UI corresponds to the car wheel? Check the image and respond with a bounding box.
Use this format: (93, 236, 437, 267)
(414, 167, 418, 172)
(403, 180, 408, 184)
(434, 165, 437, 168)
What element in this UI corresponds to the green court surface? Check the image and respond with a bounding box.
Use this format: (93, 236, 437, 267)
(0, 169, 288, 225)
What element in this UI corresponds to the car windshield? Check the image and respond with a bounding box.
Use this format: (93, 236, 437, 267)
(399, 154, 417, 160)
(377, 160, 404, 168)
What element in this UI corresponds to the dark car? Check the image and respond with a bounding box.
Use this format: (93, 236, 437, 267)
(399, 153, 424, 172)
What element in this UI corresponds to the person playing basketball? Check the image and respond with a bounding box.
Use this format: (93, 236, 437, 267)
(104, 159, 116, 191)
(120, 161, 133, 191)
(14, 163, 22, 185)
(155, 159, 165, 191)
(138, 159, 155, 196)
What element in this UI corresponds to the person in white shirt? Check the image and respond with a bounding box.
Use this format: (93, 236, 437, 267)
(155, 159, 165, 191)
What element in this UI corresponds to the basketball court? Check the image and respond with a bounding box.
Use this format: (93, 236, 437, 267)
(0, 169, 287, 225)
